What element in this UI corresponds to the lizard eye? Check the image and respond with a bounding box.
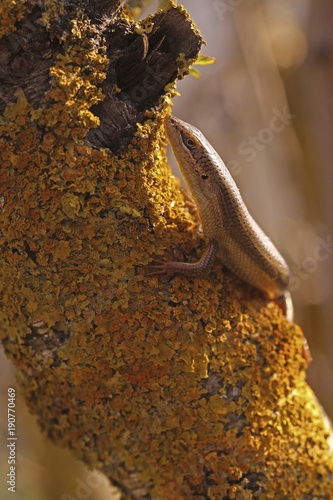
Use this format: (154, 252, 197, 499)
(182, 134, 196, 149)
(201, 174, 208, 180)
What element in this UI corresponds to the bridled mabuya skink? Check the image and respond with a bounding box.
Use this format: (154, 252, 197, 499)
(150, 116, 292, 320)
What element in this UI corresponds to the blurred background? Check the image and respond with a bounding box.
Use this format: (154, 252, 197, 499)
(172, 0, 333, 422)
(1, 0, 332, 498)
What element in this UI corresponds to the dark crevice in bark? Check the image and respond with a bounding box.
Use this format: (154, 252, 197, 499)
(84, 0, 125, 19)
(0, 1, 202, 153)
(0, 4, 58, 112)
(88, 9, 201, 152)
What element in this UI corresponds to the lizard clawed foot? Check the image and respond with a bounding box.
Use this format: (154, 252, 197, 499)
(145, 258, 177, 281)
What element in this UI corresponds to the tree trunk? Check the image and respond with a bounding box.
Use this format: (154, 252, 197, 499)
(0, 1, 332, 498)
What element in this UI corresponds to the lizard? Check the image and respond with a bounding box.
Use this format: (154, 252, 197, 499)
(148, 115, 294, 322)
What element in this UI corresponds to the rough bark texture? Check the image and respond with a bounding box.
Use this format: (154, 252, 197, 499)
(0, 0, 333, 498)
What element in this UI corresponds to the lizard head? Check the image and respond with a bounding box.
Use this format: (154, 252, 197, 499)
(164, 116, 230, 204)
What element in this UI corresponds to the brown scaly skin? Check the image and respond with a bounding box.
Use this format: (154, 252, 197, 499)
(149, 116, 293, 321)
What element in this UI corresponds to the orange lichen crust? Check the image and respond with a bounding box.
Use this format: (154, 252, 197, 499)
(1, 2, 333, 499)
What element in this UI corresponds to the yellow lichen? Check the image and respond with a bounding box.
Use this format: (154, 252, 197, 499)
(0, 1, 332, 498)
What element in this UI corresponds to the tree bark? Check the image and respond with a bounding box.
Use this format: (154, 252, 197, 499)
(0, 0, 332, 498)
